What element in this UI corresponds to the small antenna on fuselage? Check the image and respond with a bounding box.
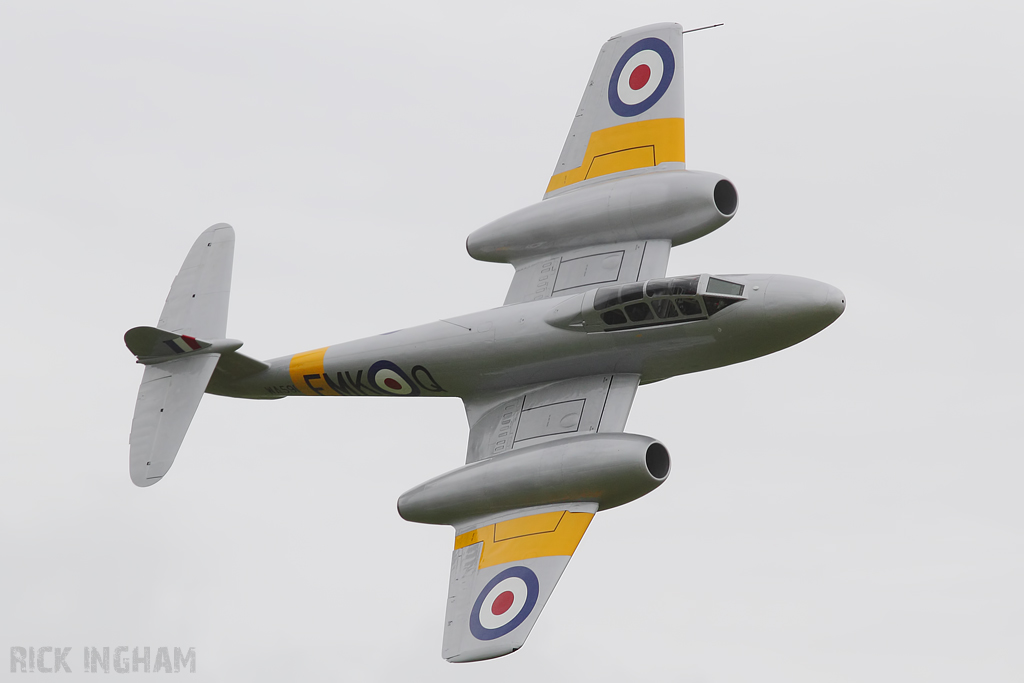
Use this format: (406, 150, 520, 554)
(682, 23, 724, 34)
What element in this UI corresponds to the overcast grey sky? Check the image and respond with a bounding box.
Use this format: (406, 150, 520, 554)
(1, 1, 1022, 680)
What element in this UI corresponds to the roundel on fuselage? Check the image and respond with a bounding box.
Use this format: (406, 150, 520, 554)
(607, 37, 675, 117)
(368, 360, 420, 396)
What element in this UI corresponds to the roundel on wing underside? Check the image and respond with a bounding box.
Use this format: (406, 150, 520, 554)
(607, 37, 675, 117)
(469, 566, 540, 641)
(368, 360, 420, 396)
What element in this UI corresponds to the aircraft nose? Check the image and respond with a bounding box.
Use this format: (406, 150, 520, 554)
(826, 284, 846, 320)
(763, 275, 845, 339)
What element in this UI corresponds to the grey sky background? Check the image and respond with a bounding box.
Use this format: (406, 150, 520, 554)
(1, 1, 1021, 680)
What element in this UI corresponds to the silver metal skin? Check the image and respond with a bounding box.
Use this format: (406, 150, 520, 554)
(209, 273, 845, 401)
(125, 22, 847, 662)
(468, 170, 734, 265)
(547, 22, 688, 198)
(398, 434, 669, 526)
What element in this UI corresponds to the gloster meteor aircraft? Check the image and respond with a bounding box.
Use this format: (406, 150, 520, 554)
(126, 23, 844, 662)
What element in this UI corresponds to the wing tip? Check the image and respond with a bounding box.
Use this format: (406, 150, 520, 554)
(195, 222, 235, 245)
(445, 645, 518, 664)
(130, 471, 162, 488)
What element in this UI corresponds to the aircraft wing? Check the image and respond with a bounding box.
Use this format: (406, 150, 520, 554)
(464, 373, 640, 464)
(436, 374, 640, 661)
(502, 239, 670, 305)
(442, 502, 598, 662)
(480, 23, 687, 305)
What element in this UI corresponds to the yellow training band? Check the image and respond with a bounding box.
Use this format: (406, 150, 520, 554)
(288, 347, 331, 396)
(546, 118, 685, 194)
(455, 510, 595, 569)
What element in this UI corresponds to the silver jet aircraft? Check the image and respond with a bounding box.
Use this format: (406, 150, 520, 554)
(126, 23, 845, 662)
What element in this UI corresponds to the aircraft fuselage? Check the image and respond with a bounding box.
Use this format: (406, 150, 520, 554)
(209, 273, 844, 402)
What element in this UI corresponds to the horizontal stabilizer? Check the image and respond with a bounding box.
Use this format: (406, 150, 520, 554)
(127, 223, 239, 486)
(129, 354, 220, 486)
(159, 223, 234, 339)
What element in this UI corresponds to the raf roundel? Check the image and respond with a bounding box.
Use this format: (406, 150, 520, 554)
(607, 37, 676, 117)
(469, 566, 540, 641)
(368, 360, 420, 396)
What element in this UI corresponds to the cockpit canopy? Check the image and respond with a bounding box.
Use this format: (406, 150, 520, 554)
(590, 275, 746, 330)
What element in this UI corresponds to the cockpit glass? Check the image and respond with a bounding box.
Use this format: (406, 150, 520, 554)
(619, 283, 645, 303)
(594, 287, 620, 310)
(704, 296, 741, 315)
(595, 283, 646, 311)
(666, 276, 699, 296)
(624, 302, 654, 322)
(645, 280, 670, 297)
(651, 299, 678, 319)
(594, 275, 726, 330)
(600, 309, 627, 325)
(675, 297, 702, 316)
(706, 277, 744, 296)
(646, 276, 699, 297)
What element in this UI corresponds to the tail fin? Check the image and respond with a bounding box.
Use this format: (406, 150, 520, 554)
(545, 23, 685, 198)
(127, 223, 235, 487)
(125, 326, 214, 361)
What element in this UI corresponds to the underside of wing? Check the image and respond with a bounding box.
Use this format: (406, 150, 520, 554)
(128, 355, 219, 486)
(502, 239, 671, 305)
(428, 376, 652, 660)
(442, 503, 598, 662)
(465, 24, 738, 307)
(158, 223, 234, 340)
(402, 374, 670, 661)
(464, 373, 640, 464)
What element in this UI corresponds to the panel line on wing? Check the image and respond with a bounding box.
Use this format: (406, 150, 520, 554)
(454, 510, 594, 570)
(514, 398, 585, 442)
(494, 511, 565, 541)
(552, 250, 625, 293)
(465, 374, 643, 463)
(585, 145, 656, 180)
(502, 239, 663, 305)
(546, 118, 685, 195)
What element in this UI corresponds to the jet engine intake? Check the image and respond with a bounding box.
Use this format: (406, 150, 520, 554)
(398, 433, 670, 526)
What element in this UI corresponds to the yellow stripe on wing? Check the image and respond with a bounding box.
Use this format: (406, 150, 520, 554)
(455, 510, 595, 570)
(546, 118, 685, 195)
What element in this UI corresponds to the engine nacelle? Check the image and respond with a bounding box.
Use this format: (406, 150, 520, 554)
(466, 169, 737, 265)
(397, 433, 671, 526)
